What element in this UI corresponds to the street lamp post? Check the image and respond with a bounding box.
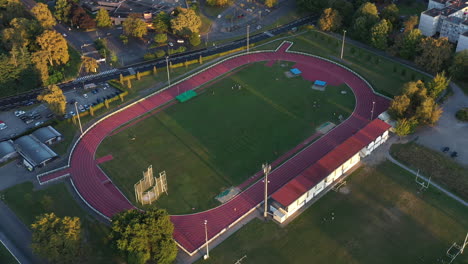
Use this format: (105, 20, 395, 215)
(370, 101, 376, 120)
(203, 220, 209, 260)
(74, 102, 83, 134)
(246, 25, 250, 54)
(166, 56, 171, 86)
(263, 163, 271, 219)
(340, 30, 347, 60)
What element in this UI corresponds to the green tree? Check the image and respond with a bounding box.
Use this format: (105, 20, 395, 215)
(154, 33, 167, 44)
(206, 0, 229, 6)
(36, 30, 69, 66)
(330, 0, 354, 27)
(296, 0, 328, 13)
(123, 13, 147, 38)
(54, 0, 71, 23)
(110, 209, 177, 264)
(394, 118, 415, 137)
(37, 84, 67, 114)
(415, 37, 453, 73)
(189, 32, 201, 46)
(0, 0, 25, 24)
(449, 50, 468, 81)
(155, 49, 165, 58)
(32, 3, 56, 29)
(380, 3, 399, 26)
(395, 29, 422, 60)
(318, 8, 342, 32)
(152, 11, 170, 33)
(264, 0, 277, 8)
(355, 2, 378, 19)
(370, 19, 390, 50)
(31, 213, 83, 264)
(426, 72, 450, 98)
(96, 8, 112, 28)
(170, 8, 202, 35)
(82, 56, 98, 73)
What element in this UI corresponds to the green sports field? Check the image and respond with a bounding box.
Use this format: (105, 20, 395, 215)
(0, 243, 16, 264)
(97, 62, 355, 214)
(199, 161, 468, 264)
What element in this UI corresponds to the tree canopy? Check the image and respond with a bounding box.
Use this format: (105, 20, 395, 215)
(380, 4, 399, 26)
(123, 13, 148, 38)
(207, 0, 229, 6)
(154, 33, 167, 44)
(370, 19, 390, 50)
(32, 3, 56, 29)
(82, 56, 98, 73)
(170, 8, 202, 35)
(54, 0, 71, 23)
(96, 8, 112, 28)
(415, 37, 453, 73)
(426, 71, 450, 98)
(449, 50, 468, 82)
(36, 30, 69, 66)
(37, 84, 67, 114)
(392, 29, 422, 60)
(152, 11, 170, 33)
(110, 209, 177, 264)
(31, 213, 83, 264)
(189, 32, 201, 46)
(318, 8, 342, 32)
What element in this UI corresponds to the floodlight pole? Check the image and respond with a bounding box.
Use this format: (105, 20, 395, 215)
(340, 30, 346, 60)
(166, 56, 171, 86)
(204, 220, 209, 260)
(246, 25, 250, 54)
(74, 102, 83, 134)
(370, 101, 376, 121)
(263, 163, 271, 219)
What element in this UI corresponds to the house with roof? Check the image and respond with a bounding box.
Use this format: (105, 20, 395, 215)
(32, 126, 63, 145)
(270, 119, 391, 223)
(418, 0, 468, 52)
(0, 140, 17, 164)
(14, 135, 58, 171)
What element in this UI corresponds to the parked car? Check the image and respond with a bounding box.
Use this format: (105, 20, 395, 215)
(168, 42, 174, 47)
(19, 115, 29, 121)
(34, 121, 44, 127)
(25, 119, 34, 124)
(442, 147, 450, 153)
(46, 113, 55, 118)
(14, 110, 26, 116)
(32, 114, 41, 120)
(83, 93, 88, 98)
(0, 121, 7, 130)
(451, 151, 458, 158)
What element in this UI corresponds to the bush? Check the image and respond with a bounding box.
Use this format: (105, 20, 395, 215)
(189, 33, 201, 47)
(154, 33, 167, 44)
(144, 53, 156, 60)
(155, 49, 166, 58)
(455, 108, 468, 122)
(350, 47, 356, 55)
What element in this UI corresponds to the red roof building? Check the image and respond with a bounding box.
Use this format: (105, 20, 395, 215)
(271, 119, 391, 223)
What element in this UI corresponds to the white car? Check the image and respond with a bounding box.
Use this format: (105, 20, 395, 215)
(168, 42, 174, 47)
(14, 110, 26, 116)
(0, 121, 7, 130)
(83, 93, 88, 98)
(34, 121, 44, 127)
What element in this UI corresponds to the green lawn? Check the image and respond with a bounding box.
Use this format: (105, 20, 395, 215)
(0, 182, 121, 264)
(391, 142, 468, 201)
(255, 30, 430, 97)
(199, 161, 468, 264)
(97, 62, 355, 214)
(397, 0, 426, 16)
(0, 243, 17, 264)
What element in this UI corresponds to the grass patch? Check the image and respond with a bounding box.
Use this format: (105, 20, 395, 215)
(397, 0, 426, 16)
(203, 5, 229, 17)
(455, 108, 468, 122)
(199, 161, 468, 264)
(0, 243, 17, 264)
(0, 182, 120, 263)
(255, 30, 430, 97)
(97, 62, 355, 214)
(391, 142, 468, 201)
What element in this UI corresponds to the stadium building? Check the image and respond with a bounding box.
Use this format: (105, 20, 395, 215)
(270, 119, 391, 223)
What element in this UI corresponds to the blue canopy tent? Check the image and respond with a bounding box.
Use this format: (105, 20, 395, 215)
(290, 68, 302, 75)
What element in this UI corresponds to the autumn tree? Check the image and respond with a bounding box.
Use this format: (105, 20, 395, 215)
(82, 56, 98, 73)
(36, 30, 69, 66)
(31, 213, 83, 264)
(152, 11, 170, 33)
(393, 29, 422, 60)
(0, 0, 25, 24)
(370, 19, 390, 50)
(37, 84, 67, 115)
(394, 118, 417, 138)
(389, 94, 411, 118)
(32, 50, 50, 84)
(449, 50, 468, 82)
(330, 0, 354, 27)
(54, 0, 71, 23)
(352, 2, 379, 42)
(189, 32, 201, 46)
(71, 4, 96, 29)
(264, 0, 277, 8)
(170, 8, 202, 35)
(403, 15, 419, 33)
(415, 37, 453, 73)
(96, 8, 112, 28)
(32, 3, 56, 29)
(380, 3, 399, 26)
(110, 209, 177, 264)
(426, 71, 450, 98)
(207, 0, 229, 6)
(318, 8, 342, 32)
(154, 33, 167, 44)
(123, 13, 147, 38)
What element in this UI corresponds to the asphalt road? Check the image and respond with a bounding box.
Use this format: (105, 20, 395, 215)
(0, 16, 315, 111)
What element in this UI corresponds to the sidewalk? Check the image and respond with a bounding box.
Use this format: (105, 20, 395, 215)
(386, 152, 468, 207)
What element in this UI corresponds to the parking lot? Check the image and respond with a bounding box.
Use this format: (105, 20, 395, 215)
(63, 83, 121, 118)
(0, 104, 55, 141)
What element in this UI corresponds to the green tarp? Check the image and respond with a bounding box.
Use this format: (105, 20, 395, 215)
(176, 90, 197, 103)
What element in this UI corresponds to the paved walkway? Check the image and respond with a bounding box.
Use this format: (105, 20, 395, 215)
(386, 152, 468, 207)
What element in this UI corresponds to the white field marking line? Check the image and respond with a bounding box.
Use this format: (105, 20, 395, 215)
(0, 236, 20, 264)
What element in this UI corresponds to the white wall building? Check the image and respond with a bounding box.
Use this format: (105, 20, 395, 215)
(270, 119, 391, 224)
(419, 0, 468, 52)
(457, 31, 468, 51)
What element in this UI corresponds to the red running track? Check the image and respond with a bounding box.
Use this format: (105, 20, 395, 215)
(60, 42, 390, 254)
